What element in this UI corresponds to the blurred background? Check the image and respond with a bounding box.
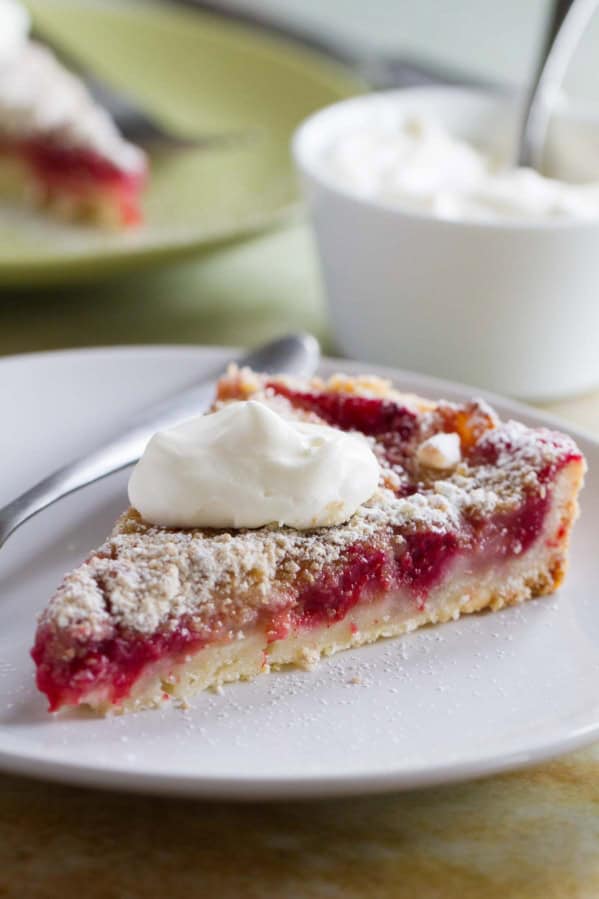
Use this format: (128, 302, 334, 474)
(2, 0, 599, 366)
(206, 0, 599, 97)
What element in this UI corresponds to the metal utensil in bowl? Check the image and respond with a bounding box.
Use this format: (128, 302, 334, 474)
(518, 0, 599, 169)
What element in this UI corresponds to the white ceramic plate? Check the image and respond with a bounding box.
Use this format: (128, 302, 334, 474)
(1, 346, 598, 800)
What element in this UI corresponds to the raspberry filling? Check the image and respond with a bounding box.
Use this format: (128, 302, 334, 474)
(31, 483, 558, 711)
(0, 137, 146, 225)
(32, 620, 201, 712)
(31, 387, 581, 711)
(267, 382, 419, 439)
(29, 534, 459, 709)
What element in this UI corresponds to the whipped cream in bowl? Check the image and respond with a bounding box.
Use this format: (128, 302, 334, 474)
(129, 400, 380, 530)
(325, 112, 599, 222)
(293, 86, 599, 399)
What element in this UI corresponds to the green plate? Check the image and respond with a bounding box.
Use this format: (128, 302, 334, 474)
(0, 0, 363, 286)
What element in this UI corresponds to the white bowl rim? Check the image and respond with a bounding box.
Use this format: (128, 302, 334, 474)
(291, 84, 599, 233)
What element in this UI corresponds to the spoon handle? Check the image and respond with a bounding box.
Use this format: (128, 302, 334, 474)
(518, 0, 598, 169)
(0, 334, 320, 550)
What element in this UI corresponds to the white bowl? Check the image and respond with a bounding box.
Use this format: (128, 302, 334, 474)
(293, 87, 599, 401)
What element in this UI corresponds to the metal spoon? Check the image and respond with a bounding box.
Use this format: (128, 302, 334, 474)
(0, 334, 320, 550)
(518, 0, 598, 169)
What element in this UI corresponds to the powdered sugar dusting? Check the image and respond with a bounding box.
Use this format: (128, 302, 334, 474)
(37, 370, 583, 644)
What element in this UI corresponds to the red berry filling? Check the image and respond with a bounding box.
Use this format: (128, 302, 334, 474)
(0, 137, 146, 226)
(32, 530, 456, 710)
(31, 482, 554, 711)
(268, 382, 419, 439)
(32, 620, 206, 712)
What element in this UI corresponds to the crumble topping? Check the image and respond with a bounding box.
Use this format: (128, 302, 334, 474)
(417, 432, 462, 469)
(37, 371, 582, 641)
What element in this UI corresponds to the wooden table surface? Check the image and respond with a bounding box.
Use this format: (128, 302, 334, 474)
(1, 222, 598, 898)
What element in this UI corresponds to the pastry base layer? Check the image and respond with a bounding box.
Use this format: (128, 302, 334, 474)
(81, 459, 581, 715)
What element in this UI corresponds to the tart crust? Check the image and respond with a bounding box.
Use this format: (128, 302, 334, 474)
(32, 367, 586, 714)
(79, 458, 583, 714)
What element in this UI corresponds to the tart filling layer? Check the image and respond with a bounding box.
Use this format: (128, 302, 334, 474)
(32, 369, 585, 713)
(0, 138, 146, 226)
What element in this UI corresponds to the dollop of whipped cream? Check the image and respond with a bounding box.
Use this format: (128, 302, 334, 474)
(326, 113, 599, 221)
(0, 0, 144, 173)
(128, 401, 380, 530)
(0, 0, 28, 66)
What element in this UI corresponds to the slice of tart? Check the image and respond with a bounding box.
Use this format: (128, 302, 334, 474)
(0, 2, 147, 227)
(32, 367, 586, 714)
